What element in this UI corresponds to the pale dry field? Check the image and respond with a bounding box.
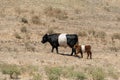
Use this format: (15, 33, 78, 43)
(0, 0, 120, 80)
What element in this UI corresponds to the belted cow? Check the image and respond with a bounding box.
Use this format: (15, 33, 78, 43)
(41, 33, 78, 55)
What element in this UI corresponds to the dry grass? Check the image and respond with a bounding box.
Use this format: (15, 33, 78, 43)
(14, 32, 22, 39)
(24, 42, 36, 52)
(78, 31, 87, 37)
(111, 33, 120, 40)
(0, 0, 120, 80)
(31, 15, 41, 25)
(21, 17, 28, 24)
(21, 26, 27, 33)
(47, 28, 55, 34)
(0, 64, 21, 79)
(44, 6, 68, 20)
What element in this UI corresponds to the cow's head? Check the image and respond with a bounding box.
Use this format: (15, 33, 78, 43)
(41, 34, 48, 43)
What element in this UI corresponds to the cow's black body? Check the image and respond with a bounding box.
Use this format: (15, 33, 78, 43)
(41, 33, 78, 55)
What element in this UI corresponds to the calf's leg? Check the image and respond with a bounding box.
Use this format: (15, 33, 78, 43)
(87, 51, 90, 59)
(75, 50, 80, 57)
(80, 51, 83, 58)
(89, 51, 92, 59)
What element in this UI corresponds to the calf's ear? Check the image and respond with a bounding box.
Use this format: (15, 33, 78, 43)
(74, 44, 77, 48)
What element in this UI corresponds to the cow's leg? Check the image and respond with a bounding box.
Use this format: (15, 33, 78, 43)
(51, 46, 54, 52)
(70, 48, 73, 56)
(55, 47, 59, 54)
(70, 48, 75, 56)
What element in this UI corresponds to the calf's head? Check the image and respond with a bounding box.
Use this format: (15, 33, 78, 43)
(41, 34, 48, 43)
(74, 43, 80, 49)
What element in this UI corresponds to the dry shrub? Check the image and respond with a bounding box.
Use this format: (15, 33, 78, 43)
(104, 6, 111, 12)
(44, 6, 68, 20)
(0, 8, 5, 17)
(88, 29, 96, 36)
(109, 46, 119, 52)
(88, 29, 106, 38)
(0, 64, 21, 79)
(94, 31, 106, 38)
(85, 67, 105, 80)
(32, 73, 42, 80)
(21, 18, 28, 24)
(62, 67, 86, 80)
(45, 67, 62, 80)
(91, 68, 105, 80)
(47, 28, 54, 34)
(74, 8, 81, 14)
(111, 33, 120, 40)
(15, 7, 28, 15)
(14, 33, 22, 39)
(116, 17, 120, 21)
(78, 31, 87, 37)
(21, 26, 27, 33)
(31, 15, 41, 25)
(25, 42, 35, 52)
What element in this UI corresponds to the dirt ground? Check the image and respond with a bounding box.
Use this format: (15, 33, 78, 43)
(0, 0, 120, 80)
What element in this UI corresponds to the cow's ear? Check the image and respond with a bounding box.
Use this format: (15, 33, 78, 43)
(45, 33, 48, 36)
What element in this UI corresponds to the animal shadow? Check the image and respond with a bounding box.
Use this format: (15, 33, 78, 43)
(59, 53, 71, 56)
(59, 53, 81, 58)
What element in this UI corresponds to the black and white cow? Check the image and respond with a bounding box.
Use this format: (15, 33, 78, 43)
(41, 33, 78, 55)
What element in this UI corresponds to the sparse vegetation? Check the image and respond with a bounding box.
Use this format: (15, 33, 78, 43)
(107, 67, 119, 80)
(0, 64, 39, 79)
(112, 33, 120, 40)
(21, 26, 27, 33)
(88, 29, 106, 38)
(44, 6, 68, 20)
(104, 6, 111, 12)
(0, 64, 21, 79)
(88, 29, 96, 36)
(25, 42, 35, 52)
(45, 67, 62, 80)
(32, 73, 42, 80)
(14, 32, 22, 39)
(21, 17, 28, 24)
(31, 15, 41, 25)
(91, 67, 105, 80)
(109, 46, 119, 52)
(47, 28, 55, 34)
(84, 66, 105, 80)
(75, 8, 81, 14)
(74, 72, 86, 80)
(20, 65, 38, 76)
(116, 17, 120, 21)
(62, 67, 74, 78)
(78, 31, 87, 37)
(62, 67, 86, 80)
(0, 0, 120, 80)
(45, 66, 86, 80)
(94, 31, 106, 38)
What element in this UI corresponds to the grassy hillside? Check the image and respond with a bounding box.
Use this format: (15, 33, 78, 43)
(0, 0, 120, 80)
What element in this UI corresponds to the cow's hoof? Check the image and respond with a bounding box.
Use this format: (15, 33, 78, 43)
(70, 54, 73, 56)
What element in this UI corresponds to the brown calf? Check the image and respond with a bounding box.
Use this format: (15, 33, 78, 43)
(74, 44, 92, 59)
